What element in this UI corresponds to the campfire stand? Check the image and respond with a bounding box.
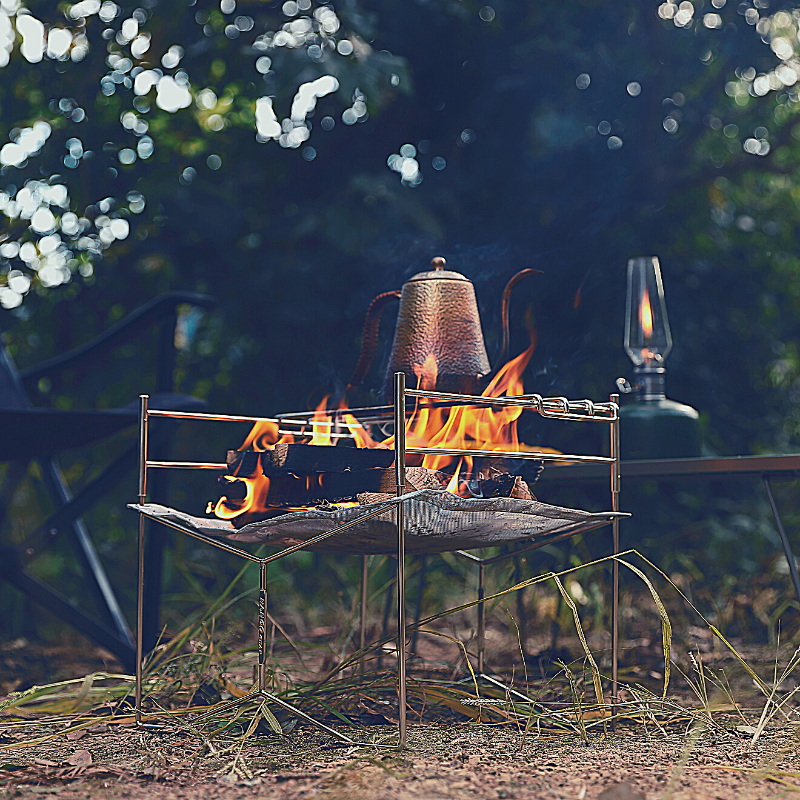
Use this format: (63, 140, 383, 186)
(132, 379, 625, 748)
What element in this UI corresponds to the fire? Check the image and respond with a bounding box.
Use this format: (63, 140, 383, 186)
(310, 395, 332, 446)
(640, 286, 654, 341)
(213, 466, 271, 520)
(213, 339, 558, 522)
(402, 334, 559, 496)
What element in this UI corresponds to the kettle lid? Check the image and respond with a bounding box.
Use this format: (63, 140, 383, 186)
(407, 256, 470, 283)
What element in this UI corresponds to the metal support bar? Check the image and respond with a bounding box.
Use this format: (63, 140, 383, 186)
(394, 371, 408, 748)
(359, 554, 368, 674)
(406, 445, 613, 464)
(403, 387, 618, 420)
(763, 475, 800, 606)
(477, 562, 486, 674)
(258, 562, 267, 692)
(610, 393, 621, 704)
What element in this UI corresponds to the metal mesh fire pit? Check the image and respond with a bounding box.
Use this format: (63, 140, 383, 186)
(132, 490, 623, 554)
(130, 376, 626, 749)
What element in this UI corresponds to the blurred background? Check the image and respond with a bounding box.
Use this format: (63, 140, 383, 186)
(2, 0, 800, 671)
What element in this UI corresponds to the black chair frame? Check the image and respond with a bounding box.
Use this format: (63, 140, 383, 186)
(0, 291, 215, 671)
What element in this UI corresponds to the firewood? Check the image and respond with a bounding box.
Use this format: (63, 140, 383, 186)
(265, 443, 394, 474)
(478, 457, 543, 486)
(226, 450, 260, 477)
(509, 476, 533, 500)
(219, 467, 398, 510)
(227, 444, 394, 477)
(219, 466, 444, 526)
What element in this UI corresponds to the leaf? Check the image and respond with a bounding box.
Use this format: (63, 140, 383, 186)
(260, 703, 285, 736)
(736, 724, 759, 735)
(552, 575, 605, 708)
(65, 750, 92, 767)
(617, 559, 673, 697)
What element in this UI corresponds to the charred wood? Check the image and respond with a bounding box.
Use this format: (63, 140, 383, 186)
(226, 444, 394, 476)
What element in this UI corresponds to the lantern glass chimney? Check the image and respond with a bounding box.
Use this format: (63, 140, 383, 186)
(624, 256, 672, 371)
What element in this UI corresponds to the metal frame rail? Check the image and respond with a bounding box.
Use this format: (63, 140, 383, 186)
(133, 379, 623, 749)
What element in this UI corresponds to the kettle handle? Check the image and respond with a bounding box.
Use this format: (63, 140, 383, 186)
(498, 268, 543, 364)
(347, 290, 402, 391)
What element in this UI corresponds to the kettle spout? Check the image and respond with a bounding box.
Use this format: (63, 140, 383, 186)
(497, 268, 543, 366)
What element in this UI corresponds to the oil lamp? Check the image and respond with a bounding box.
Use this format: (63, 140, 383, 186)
(619, 256, 700, 459)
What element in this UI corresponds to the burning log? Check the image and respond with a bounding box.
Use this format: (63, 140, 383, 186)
(218, 466, 444, 526)
(226, 443, 393, 477)
(217, 465, 537, 526)
(219, 467, 396, 507)
(216, 442, 544, 526)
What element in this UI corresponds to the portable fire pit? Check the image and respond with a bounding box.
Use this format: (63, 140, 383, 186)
(130, 375, 627, 748)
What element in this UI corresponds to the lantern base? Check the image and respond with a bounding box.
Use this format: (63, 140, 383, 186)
(620, 395, 701, 460)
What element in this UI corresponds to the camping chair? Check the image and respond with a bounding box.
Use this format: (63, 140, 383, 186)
(0, 291, 215, 671)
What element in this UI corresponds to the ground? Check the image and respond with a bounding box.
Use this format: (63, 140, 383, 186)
(2, 639, 800, 800)
(1, 716, 799, 799)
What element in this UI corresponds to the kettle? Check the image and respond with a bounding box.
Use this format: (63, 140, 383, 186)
(348, 257, 539, 401)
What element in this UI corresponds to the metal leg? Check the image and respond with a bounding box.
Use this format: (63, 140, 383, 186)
(410, 555, 428, 657)
(378, 562, 393, 669)
(394, 371, 408, 748)
(136, 395, 149, 726)
(258, 562, 267, 692)
(610, 393, 621, 704)
(359, 554, 368, 673)
(477, 562, 486, 675)
(136, 512, 146, 724)
(513, 555, 527, 648)
(763, 476, 800, 606)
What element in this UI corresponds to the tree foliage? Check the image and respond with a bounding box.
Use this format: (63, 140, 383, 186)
(2, 0, 800, 455)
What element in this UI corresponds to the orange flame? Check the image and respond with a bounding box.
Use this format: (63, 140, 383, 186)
(240, 419, 280, 451)
(343, 412, 381, 448)
(310, 395, 332, 446)
(213, 336, 559, 521)
(212, 466, 272, 520)
(402, 334, 558, 495)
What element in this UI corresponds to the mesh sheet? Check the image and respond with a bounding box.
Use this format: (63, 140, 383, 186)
(131, 490, 625, 555)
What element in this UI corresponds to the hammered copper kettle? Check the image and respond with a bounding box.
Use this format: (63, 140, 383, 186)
(348, 257, 540, 401)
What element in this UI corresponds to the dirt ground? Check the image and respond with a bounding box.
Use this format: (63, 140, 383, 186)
(2, 716, 799, 800)
(3, 597, 800, 800)
(2, 638, 800, 800)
